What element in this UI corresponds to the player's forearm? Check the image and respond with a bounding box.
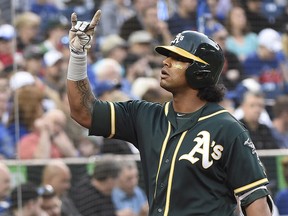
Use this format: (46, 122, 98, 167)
(67, 52, 96, 128)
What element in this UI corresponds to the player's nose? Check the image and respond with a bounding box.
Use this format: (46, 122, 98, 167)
(163, 57, 172, 67)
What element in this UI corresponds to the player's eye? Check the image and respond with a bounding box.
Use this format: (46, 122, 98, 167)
(170, 54, 188, 62)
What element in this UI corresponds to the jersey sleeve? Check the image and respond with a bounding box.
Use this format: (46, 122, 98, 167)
(89, 100, 161, 146)
(224, 129, 269, 196)
(89, 100, 137, 142)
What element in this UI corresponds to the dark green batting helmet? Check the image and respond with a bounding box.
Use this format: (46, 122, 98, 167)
(155, 30, 224, 89)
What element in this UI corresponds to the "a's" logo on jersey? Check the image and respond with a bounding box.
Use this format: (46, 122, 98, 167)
(179, 131, 223, 169)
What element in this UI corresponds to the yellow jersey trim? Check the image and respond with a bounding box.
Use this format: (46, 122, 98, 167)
(234, 178, 269, 194)
(164, 130, 188, 216)
(154, 102, 171, 198)
(108, 102, 115, 138)
(198, 110, 228, 122)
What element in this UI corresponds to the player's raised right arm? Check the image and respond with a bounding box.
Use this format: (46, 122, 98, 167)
(66, 10, 101, 128)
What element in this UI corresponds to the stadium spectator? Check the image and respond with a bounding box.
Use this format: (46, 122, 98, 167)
(14, 11, 41, 53)
(166, 0, 198, 36)
(131, 77, 160, 100)
(141, 4, 172, 46)
(70, 157, 121, 216)
(41, 19, 68, 52)
(43, 49, 65, 93)
(127, 30, 153, 58)
(17, 109, 78, 159)
(271, 95, 288, 149)
(122, 54, 155, 92)
(205, 0, 231, 23)
(92, 58, 132, 97)
(2, 182, 46, 216)
(0, 162, 11, 214)
(101, 138, 134, 155)
(0, 0, 13, 23)
(0, 24, 16, 72)
(30, 0, 64, 39)
(39, 184, 62, 216)
(240, 0, 274, 34)
(274, 157, 288, 215)
(99, 0, 134, 36)
(232, 78, 273, 125)
(7, 77, 45, 148)
(93, 58, 123, 84)
(131, 77, 172, 103)
(21, 44, 45, 78)
(243, 28, 286, 106)
(99, 34, 128, 65)
(282, 24, 288, 60)
(41, 160, 81, 216)
(0, 73, 14, 159)
(239, 91, 279, 149)
(119, 0, 155, 40)
(77, 133, 101, 157)
(275, 4, 288, 33)
(225, 5, 258, 62)
(123, 48, 163, 95)
(94, 80, 130, 101)
(112, 160, 148, 216)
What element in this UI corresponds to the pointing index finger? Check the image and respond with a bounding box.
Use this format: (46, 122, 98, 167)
(89, 10, 102, 29)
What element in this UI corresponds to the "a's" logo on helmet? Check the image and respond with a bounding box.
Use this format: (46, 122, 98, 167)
(171, 33, 184, 45)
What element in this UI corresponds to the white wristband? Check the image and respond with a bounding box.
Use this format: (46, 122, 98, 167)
(67, 51, 88, 81)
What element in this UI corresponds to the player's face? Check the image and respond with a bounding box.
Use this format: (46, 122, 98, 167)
(160, 54, 190, 93)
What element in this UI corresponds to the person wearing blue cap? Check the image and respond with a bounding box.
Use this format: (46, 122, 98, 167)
(2, 182, 46, 216)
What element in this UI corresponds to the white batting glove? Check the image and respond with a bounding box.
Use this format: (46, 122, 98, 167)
(69, 11, 101, 54)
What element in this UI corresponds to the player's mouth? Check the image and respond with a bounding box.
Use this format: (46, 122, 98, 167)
(160, 68, 169, 79)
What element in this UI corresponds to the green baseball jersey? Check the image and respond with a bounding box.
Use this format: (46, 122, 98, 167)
(89, 100, 269, 216)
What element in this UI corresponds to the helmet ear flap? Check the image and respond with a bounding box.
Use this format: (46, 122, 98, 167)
(185, 62, 212, 89)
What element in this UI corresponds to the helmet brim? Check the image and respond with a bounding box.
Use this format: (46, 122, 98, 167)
(155, 45, 208, 65)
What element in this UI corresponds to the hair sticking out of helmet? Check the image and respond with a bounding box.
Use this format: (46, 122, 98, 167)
(155, 31, 224, 89)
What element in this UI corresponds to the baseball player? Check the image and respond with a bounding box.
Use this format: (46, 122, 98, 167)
(66, 10, 274, 215)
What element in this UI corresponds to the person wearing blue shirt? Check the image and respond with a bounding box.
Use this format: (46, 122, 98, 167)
(275, 157, 288, 215)
(0, 124, 14, 159)
(243, 28, 286, 102)
(112, 160, 148, 216)
(167, 0, 198, 36)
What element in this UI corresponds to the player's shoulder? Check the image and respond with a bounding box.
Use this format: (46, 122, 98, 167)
(201, 103, 246, 129)
(122, 99, 164, 110)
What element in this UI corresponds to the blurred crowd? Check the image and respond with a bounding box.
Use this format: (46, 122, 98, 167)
(0, 0, 287, 160)
(0, 157, 149, 216)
